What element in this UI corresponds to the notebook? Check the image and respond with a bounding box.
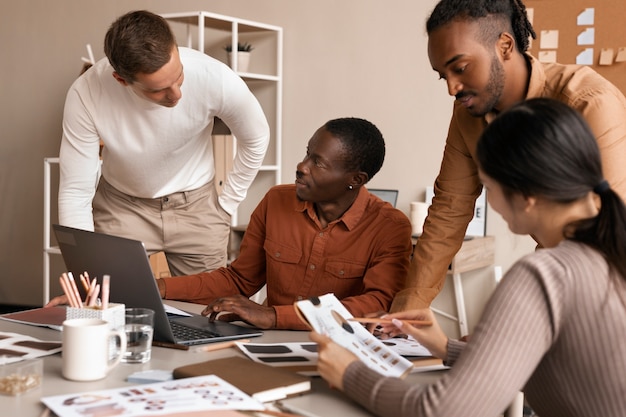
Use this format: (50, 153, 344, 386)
(52, 224, 263, 346)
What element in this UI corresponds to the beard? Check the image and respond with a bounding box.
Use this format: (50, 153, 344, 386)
(467, 55, 505, 117)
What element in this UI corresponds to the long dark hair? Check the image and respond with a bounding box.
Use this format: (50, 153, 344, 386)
(477, 98, 626, 282)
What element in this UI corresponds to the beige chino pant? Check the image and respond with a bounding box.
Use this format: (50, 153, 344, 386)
(92, 176, 230, 276)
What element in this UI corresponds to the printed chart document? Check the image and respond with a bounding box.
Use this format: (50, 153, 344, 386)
(236, 341, 319, 375)
(380, 336, 447, 372)
(294, 293, 413, 378)
(42, 375, 265, 417)
(0, 331, 62, 364)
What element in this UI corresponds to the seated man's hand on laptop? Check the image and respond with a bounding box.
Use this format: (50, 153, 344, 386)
(45, 294, 69, 308)
(202, 294, 276, 329)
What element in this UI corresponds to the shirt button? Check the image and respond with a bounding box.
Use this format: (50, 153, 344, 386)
(339, 270, 345, 275)
(319, 232, 324, 237)
(275, 252, 281, 258)
(310, 264, 316, 270)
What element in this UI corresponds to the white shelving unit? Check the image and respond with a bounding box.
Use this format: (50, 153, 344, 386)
(43, 157, 103, 304)
(161, 11, 283, 226)
(43, 157, 61, 304)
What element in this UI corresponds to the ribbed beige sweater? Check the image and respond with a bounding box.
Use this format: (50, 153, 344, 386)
(344, 240, 626, 417)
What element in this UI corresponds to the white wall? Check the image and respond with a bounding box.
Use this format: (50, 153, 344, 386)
(0, 0, 534, 333)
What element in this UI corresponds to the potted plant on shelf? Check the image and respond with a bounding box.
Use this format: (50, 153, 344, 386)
(224, 42, 253, 72)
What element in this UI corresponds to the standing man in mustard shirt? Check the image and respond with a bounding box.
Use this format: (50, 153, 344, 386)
(391, 0, 626, 313)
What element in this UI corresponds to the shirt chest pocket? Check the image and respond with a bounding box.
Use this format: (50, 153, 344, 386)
(324, 261, 366, 280)
(264, 240, 302, 292)
(264, 239, 302, 265)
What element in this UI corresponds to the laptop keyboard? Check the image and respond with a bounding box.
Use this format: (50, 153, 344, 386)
(169, 320, 220, 343)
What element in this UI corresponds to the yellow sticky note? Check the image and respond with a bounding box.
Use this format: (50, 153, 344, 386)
(540, 30, 559, 49)
(599, 49, 614, 66)
(538, 50, 557, 63)
(526, 8, 534, 49)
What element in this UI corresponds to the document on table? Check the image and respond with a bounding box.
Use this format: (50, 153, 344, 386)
(0, 331, 62, 364)
(236, 341, 319, 375)
(42, 375, 265, 417)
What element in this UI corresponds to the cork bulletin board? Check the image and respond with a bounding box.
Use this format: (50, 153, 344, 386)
(525, 0, 626, 94)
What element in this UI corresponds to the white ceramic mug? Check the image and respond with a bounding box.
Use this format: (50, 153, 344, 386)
(62, 318, 127, 381)
(410, 202, 430, 236)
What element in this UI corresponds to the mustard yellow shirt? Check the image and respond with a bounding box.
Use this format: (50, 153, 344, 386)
(392, 54, 626, 311)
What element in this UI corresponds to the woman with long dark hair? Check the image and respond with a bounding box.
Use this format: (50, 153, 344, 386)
(311, 98, 626, 417)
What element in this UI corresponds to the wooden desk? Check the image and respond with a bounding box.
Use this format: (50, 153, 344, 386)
(0, 301, 445, 417)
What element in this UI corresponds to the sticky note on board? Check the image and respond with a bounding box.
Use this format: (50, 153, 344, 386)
(538, 50, 557, 63)
(540, 30, 559, 49)
(599, 49, 614, 66)
(526, 8, 534, 48)
(577, 28, 595, 46)
(526, 8, 534, 25)
(576, 48, 594, 65)
(577, 8, 595, 25)
(616, 48, 626, 63)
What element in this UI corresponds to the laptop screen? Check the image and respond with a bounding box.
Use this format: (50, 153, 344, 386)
(368, 188, 399, 207)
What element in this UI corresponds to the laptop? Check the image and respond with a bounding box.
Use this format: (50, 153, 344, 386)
(52, 224, 263, 346)
(368, 188, 399, 207)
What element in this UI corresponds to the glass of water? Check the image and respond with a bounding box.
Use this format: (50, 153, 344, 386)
(122, 308, 154, 363)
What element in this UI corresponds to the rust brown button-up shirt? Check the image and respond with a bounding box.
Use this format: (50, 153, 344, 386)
(164, 184, 413, 329)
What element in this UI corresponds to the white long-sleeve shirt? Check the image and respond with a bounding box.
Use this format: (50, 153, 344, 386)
(59, 47, 269, 230)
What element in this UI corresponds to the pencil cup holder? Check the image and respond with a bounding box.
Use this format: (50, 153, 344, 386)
(66, 303, 125, 331)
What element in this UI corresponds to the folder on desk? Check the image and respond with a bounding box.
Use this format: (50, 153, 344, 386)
(0, 306, 66, 331)
(173, 356, 311, 403)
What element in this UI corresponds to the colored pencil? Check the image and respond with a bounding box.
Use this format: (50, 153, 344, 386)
(66, 272, 83, 308)
(101, 275, 110, 309)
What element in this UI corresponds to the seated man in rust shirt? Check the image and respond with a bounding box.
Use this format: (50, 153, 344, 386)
(157, 117, 413, 330)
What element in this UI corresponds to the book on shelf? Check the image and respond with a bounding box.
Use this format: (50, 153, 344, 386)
(294, 293, 414, 378)
(173, 355, 311, 403)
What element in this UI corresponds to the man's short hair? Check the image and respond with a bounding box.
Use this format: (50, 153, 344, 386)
(104, 10, 177, 82)
(324, 118, 385, 180)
